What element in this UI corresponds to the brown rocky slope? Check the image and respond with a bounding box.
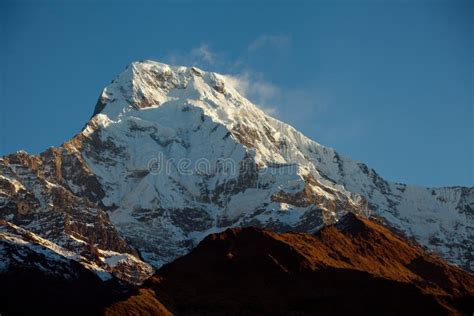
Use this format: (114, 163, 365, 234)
(106, 213, 474, 315)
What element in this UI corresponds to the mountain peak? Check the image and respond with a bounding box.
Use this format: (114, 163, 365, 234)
(91, 60, 246, 120)
(335, 212, 370, 234)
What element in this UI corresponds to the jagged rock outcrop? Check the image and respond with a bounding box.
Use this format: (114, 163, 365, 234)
(0, 220, 135, 315)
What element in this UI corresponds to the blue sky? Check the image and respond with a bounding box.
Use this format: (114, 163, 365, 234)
(1, 0, 472, 187)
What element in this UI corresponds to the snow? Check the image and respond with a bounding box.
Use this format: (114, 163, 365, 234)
(0, 175, 25, 192)
(0, 221, 79, 276)
(98, 249, 154, 280)
(0, 221, 135, 282)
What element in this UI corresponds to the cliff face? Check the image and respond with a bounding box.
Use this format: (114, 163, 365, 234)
(0, 149, 153, 285)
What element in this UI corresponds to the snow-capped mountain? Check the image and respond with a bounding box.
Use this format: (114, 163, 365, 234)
(1, 60, 472, 273)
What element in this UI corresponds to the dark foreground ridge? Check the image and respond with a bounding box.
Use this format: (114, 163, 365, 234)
(1, 213, 473, 315)
(107, 213, 474, 315)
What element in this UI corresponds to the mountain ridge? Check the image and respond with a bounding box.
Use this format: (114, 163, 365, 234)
(105, 213, 474, 315)
(3, 213, 472, 315)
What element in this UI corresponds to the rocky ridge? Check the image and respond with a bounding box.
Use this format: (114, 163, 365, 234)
(106, 213, 474, 315)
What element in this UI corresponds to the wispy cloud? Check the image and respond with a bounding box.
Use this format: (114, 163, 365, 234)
(159, 35, 345, 134)
(162, 34, 291, 71)
(160, 39, 285, 114)
(191, 44, 215, 65)
(157, 36, 365, 144)
(247, 34, 291, 52)
(223, 72, 280, 115)
(162, 43, 220, 68)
